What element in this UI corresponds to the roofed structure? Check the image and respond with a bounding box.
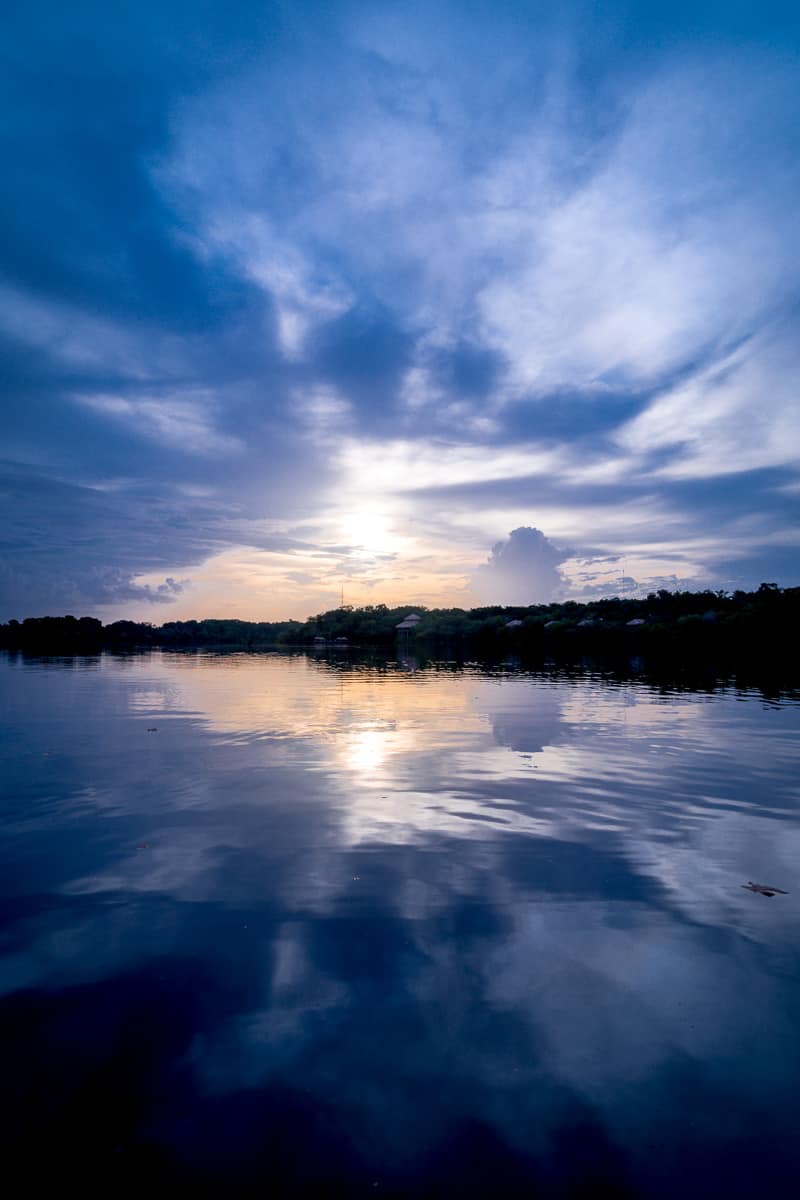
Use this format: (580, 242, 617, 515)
(396, 612, 422, 631)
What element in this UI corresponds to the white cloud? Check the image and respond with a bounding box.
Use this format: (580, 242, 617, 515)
(616, 327, 800, 478)
(77, 390, 244, 456)
(165, 43, 797, 394)
(472, 526, 568, 604)
(197, 213, 353, 358)
(336, 437, 563, 493)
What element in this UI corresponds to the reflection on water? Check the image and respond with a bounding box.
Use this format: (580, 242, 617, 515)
(1, 650, 799, 1197)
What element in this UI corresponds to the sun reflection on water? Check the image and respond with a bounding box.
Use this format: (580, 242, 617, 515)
(342, 723, 395, 773)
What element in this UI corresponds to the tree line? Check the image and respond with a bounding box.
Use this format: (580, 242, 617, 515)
(1, 584, 798, 662)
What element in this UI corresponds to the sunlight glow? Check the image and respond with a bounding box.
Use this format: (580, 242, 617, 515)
(340, 509, 397, 555)
(344, 726, 391, 773)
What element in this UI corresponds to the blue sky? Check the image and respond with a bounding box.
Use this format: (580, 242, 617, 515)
(2, 0, 799, 620)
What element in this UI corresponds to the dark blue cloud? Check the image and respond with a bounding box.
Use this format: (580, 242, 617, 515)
(0, 459, 325, 616)
(1, 3, 274, 326)
(428, 340, 505, 403)
(497, 390, 644, 444)
(305, 303, 416, 429)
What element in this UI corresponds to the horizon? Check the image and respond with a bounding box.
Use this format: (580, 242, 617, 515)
(3, 2, 799, 621)
(3, 580, 791, 632)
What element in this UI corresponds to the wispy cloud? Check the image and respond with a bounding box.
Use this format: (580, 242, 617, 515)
(617, 325, 800, 478)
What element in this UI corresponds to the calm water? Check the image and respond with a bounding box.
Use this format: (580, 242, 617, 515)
(2, 650, 799, 1197)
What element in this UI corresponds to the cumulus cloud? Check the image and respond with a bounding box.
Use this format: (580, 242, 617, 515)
(472, 527, 568, 605)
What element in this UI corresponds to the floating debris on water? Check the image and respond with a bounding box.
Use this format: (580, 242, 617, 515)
(742, 881, 788, 897)
(146, 727, 158, 733)
(136, 842, 150, 850)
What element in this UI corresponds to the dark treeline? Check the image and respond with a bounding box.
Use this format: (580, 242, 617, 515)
(1, 584, 798, 665)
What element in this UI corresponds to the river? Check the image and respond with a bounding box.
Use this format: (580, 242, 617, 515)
(2, 649, 799, 1196)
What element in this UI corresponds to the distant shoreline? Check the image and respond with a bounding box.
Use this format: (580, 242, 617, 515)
(2, 585, 798, 673)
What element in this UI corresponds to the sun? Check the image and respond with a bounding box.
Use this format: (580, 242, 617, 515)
(340, 509, 397, 556)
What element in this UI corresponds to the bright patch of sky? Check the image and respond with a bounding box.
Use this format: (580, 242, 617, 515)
(2, 0, 798, 619)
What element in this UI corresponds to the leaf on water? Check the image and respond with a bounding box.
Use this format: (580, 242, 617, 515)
(741, 881, 788, 897)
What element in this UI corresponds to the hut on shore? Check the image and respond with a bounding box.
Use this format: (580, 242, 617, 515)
(396, 613, 422, 633)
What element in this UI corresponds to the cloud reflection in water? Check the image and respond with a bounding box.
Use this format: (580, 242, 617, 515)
(1, 650, 799, 1195)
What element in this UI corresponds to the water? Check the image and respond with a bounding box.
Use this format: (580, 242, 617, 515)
(2, 650, 799, 1197)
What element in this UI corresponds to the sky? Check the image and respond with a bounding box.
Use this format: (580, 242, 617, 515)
(2, 0, 799, 622)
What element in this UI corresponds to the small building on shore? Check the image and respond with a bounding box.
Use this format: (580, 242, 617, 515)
(396, 613, 422, 633)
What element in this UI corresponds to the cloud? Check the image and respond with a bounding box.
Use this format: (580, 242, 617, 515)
(76, 391, 245, 457)
(472, 527, 568, 604)
(78, 571, 190, 606)
(0, 460, 258, 618)
(167, 24, 799, 400)
(284, 571, 317, 586)
(476, 56, 799, 394)
(616, 325, 800, 479)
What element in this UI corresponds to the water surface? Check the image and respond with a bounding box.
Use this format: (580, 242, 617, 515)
(2, 650, 799, 1197)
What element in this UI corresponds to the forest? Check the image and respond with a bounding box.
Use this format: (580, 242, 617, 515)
(1, 584, 798, 663)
